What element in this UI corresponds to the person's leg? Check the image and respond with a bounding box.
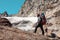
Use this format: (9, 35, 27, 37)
(34, 25, 39, 33)
(40, 24, 44, 35)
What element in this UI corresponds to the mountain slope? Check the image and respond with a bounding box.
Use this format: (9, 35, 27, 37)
(0, 26, 51, 40)
(16, 0, 59, 17)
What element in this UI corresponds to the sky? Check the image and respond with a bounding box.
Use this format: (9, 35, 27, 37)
(0, 0, 25, 15)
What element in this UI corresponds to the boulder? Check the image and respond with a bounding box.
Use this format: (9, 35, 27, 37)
(0, 18, 12, 27)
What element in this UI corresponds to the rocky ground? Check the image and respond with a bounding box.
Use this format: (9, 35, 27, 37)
(0, 26, 53, 40)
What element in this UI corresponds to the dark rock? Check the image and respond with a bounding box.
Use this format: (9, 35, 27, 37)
(2, 11, 8, 17)
(47, 23, 53, 26)
(0, 18, 12, 27)
(54, 10, 60, 17)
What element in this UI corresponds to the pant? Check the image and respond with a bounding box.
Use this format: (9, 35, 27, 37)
(34, 23, 44, 35)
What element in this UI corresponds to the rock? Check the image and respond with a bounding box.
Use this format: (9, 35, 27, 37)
(52, 31, 60, 38)
(54, 10, 60, 17)
(0, 11, 8, 17)
(0, 18, 12, 27)
(47, 23, 53, 26)
(2, 11, 8, 17)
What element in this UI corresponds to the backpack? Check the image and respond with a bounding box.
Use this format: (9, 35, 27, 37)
(40, 13, 46, 25)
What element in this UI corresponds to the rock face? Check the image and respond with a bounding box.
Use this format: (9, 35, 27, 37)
(0, 18, 12, 27)
(16, 0, 59, 17)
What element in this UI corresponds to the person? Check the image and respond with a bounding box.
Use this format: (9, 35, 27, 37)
(34, 12, 46, 35)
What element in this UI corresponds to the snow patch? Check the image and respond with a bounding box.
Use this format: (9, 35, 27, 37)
(4, 17, 38, 31)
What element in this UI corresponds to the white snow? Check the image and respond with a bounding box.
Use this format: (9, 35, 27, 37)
(17, 25, 35, 31)
(4, 17, 38, 31)
(4, 17, 38, 23)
